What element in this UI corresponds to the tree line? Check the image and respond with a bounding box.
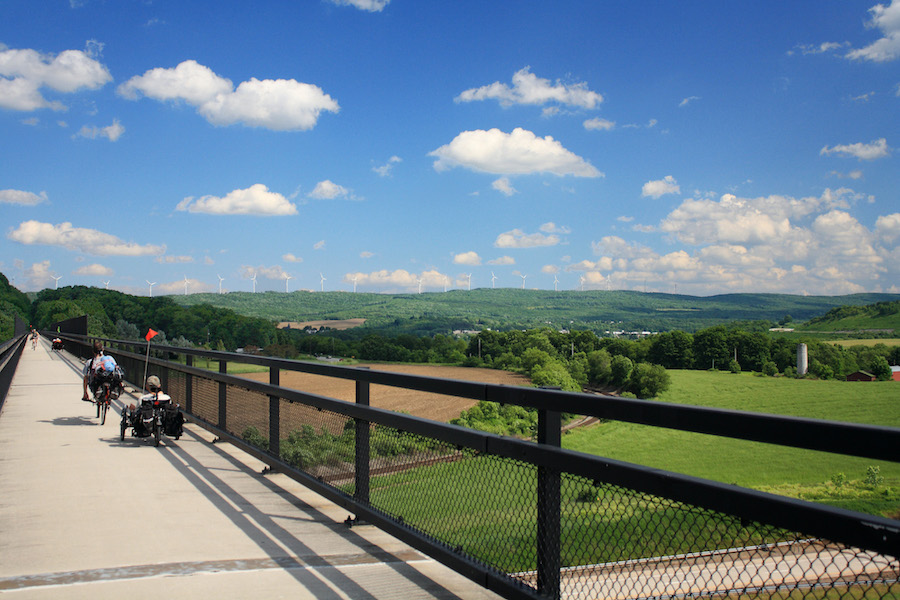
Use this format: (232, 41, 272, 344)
(5, 281, 898, 389)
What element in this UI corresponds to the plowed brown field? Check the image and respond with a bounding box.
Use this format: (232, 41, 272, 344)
(240, 364, 531, 422)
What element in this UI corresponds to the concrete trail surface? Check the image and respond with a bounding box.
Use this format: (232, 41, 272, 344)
(0, 339, 502, 600)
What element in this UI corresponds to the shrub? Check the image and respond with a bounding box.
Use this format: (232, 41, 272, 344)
(865, 466, 884, 488)
(762, 361, 778, 377)
(242, 426, 269, 450)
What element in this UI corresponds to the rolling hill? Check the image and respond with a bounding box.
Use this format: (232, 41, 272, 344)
(171, 288, 900, 336)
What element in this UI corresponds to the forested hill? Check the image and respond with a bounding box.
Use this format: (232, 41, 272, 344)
(172, 288, 900, 336)
(802, 300, 900, 332)
(0, 273, 31, 337)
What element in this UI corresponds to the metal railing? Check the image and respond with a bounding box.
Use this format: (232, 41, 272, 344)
(54, 332, 900, 600)
(0, 333, 27, 411)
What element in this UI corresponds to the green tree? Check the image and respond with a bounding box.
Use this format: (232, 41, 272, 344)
(610, 355, 634, 387)
(531, 360, 581, 392)
(693, 326, 730, 369)
(586, 349, 612, 386)
(648, 331, 693, 368)
(871, 356, 892, 381)
(627, 363, 670, 398)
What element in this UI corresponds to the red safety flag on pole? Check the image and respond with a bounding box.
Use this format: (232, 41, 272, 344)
(145, 328, 158, 341)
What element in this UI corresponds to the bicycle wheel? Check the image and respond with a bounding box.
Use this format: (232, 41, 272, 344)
(153, 418, 161, 447)
(100, 400, 108, 425)
(96, 399, 100, 418)
(120, 414, 126, 441)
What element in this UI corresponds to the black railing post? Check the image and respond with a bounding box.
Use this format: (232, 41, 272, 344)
(355, 367, 370, 505)
(218, 359, 227, 430)
(185, 355, 193, 414)
(537, 405, 561, 599)
(268, 366, 280, 457)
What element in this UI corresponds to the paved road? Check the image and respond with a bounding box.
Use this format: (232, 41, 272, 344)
(0, 340, 502, 599)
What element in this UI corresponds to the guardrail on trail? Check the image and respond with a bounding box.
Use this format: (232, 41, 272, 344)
(0, 333, 28, 411)
(51, 332, 900, 600)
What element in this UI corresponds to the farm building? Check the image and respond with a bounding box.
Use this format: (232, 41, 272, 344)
(893, 366, 900, 382)
(846, 371, 876, 382)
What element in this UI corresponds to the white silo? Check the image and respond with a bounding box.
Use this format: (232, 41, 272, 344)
(797, 343, 808, 376)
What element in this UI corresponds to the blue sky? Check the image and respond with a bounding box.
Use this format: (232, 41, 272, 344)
(2, 0, 899, 297)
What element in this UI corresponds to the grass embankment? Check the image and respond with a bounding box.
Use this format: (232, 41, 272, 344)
(563, 370, 900, 516)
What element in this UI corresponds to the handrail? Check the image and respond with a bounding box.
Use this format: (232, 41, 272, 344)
(0, 332, 28, 411)
(55, 332, 899, 462)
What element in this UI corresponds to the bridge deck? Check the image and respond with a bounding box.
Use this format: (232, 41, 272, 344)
(0, 340, 500, 599)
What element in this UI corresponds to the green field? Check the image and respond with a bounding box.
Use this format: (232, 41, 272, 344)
(563, 370, 900, 515)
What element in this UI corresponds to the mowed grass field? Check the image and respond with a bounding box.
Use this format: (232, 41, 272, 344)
(563, 370, 900, 515)
(825, 338, 900, 347)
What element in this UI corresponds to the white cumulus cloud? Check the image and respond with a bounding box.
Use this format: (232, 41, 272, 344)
(642, 175, 681, 198)
(328, 0, 390, 11)
(8, 220, 165, 256)
(455, 66, 603, 110)
(373, 155, 401, 177)
(75, 119, 124, 141)
(176, 184, 298, 215)
(492, 177, 517, 196)
(74, 263, 113, 276)
(583, 117, 615, 131)
(308, 180, 350, 199)
(820, 138, 890, 160)
(0, 189, 47, 205)
(430, 128, 602, 177)
(846, 0, 900, 62)
(0, 44, 111, 111)
(344, 268, 447, 293)
(453, 251, 481, 266)
(876, 213, 900, 242)
(495, 228, 560, 248)
(119, 60, 339, 131)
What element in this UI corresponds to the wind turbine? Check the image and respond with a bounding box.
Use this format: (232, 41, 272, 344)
(491, 272, 497, 289)
(606, 274, 611, 291)
(579, 275, 586, 292)
(520, 274, 527, 289)
(416, 277, 423, 294)
(250, 272, 257, 293)
(283, 273, 292, 293)
(320, 273, 326, 292)
(466, 273, 472, 291)
(443, 276, 448, 293)
(147, 280, 156, 297)
(352, 276, 358, 293)
(103, 280, 110, 290)
(52, 275, 62, 289)
(553, 274, 559, 292)
(183, 275, 189, 296)
(217, 274, 225, 295)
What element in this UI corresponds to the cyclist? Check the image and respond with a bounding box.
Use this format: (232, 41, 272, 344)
(82, 341, 110, 401)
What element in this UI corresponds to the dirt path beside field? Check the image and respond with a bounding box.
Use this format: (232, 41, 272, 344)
(240, 364, 532, 423)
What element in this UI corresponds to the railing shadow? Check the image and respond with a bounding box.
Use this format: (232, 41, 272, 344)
(155, 424, 470, 600)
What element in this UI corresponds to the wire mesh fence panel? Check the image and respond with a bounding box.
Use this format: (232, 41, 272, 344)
(368, 446, 540, 577)
(166, 369, 187, 406)
(191, 377, 219, 425)
(224, 384, 269, 446)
